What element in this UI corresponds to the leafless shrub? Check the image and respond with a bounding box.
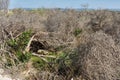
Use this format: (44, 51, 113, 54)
(0, 0, 9, 13)
(75, 31, 120, 80)
(0, 9, 120, 80)
(86, 10, 120, 45)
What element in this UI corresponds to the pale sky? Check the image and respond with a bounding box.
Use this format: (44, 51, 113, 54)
(9, 0, 120, 9)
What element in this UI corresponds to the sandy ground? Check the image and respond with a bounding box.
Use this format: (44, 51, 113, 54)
(0, 68, 20, 80)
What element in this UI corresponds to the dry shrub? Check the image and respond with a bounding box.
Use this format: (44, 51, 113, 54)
(86, 10, 120, 45)
(25, 71, 67, 80)
(46, 10, 80, 33)
(33, 31, 74, 51)
(75, 31, 120, 80)
(0, 9, 120, 80)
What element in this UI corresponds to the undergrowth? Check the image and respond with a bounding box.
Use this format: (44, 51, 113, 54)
(5, 29, 80, 79)
(6, 30, 33, 66)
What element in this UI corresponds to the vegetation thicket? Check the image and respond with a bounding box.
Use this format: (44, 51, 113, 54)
(0, 9, 120, 80)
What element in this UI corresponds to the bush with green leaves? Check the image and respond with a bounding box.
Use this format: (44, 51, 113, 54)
(30, 52, 56, 71)
(8, 30, 32, 51)
(5, 29, 81, 79)
(7, 30, 33, 64)
(51, 50, 81, 79)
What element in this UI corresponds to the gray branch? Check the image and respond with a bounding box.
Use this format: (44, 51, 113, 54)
(0, 0, 9, 11)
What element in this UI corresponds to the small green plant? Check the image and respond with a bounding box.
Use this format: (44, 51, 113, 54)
(55, 52, 72, 75)
(31, 52, 56, 71)
(31, 56, 47, 70)
(8, 29, 32, 51)
(7, 30, 33, 64)
(54, 50, 81, 78)
(16, 51, 32, 63)
(73, 28, 82, 37)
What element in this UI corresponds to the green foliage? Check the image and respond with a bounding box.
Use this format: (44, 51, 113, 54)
(30, 51, 77, 76)
(8, 30, 32, 51)
(17, 30, 32, 49)
(54, 50, 81, 77)
(31, 52, 56, 71)
(68, 50, 81, 75)
(6, 29, 80, 77)
(73, 28, 82, 37)
(7, 30, 32, 64)
(30, 51, 72, 72)
(55, 52, 72, 75)
(31, 56, 47, 70)
(16, 51, 32, 63)
(56, 52, 67, 68)
(7, 39, 18, 51)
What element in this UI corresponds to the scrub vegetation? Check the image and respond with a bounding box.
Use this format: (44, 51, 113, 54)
(0, 8, 120, 80)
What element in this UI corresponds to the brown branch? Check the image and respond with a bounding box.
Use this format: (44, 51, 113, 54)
(24, 35, 35, 53)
